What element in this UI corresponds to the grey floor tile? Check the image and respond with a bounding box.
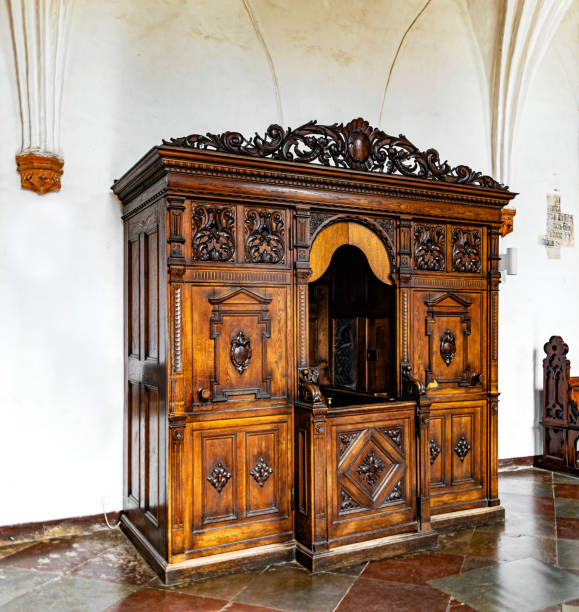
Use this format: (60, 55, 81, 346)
(559, 539, 579, 570)
(429, 558, 579, 612)
(556, 498, 579, 519)
(0, 567, 59, 607)
(499, 478, 554, 498)
(234, 564, 355, 612)
(0, 575, 137, 612)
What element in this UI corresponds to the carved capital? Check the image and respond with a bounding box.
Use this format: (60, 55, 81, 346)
(15, 153, 63, 195)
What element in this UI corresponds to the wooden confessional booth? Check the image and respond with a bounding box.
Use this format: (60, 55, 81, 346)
(113, 118, 517, 584)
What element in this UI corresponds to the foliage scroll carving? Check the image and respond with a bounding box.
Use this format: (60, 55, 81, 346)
(164, 118, 507, 190)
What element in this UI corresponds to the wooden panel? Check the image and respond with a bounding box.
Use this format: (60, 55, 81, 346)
(145, 385, 160, 526)
(189, 416, 291, 555)
(190, 285, 291, 408)
(145, 231, 159, 360)
(450, 413, 475, 485)
(327, 408, 417, 544)
(429, 414, 444, 487)
(412, 290, 485, 393)
(246, 430, 279, 517)
(128, 238, 139, 357)
(127, 381, 140, 505)
(429, 402, 486, 513)
(201, 433, 237, 524)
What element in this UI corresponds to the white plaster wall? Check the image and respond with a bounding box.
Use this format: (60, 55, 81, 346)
(0, 0, 577, 525)
(499, 5, 579, 459)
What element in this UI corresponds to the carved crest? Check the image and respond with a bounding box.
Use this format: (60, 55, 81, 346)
(440, 330, 456, 366)
(414, 224, 445, 271)
(452, 228, 481, 273)
(192, 204, 235, 262)
(164, 118, 507, 190)
(245, 209, 285, 264)
(207, 462, 231, 493)
(230, 331, 252, 374)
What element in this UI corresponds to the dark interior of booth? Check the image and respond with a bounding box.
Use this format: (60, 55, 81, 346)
(308, 245, 396, 407)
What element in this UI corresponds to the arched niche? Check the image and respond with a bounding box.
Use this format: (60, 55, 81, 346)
(309, 221, 393, 285)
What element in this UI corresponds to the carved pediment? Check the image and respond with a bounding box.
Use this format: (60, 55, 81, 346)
(424, 292, 472, 310)
(209, 287, 272, 306)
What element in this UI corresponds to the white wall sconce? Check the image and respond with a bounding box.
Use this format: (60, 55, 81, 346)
(500, 247, 518, 276)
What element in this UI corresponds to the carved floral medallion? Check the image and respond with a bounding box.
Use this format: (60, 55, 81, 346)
(250, 456, 273, 487)
(414, 224, 445, 271)
(356, 449, 386, 488)
(452, 228, 481, 273)
(230, 331, 252, 374)
(192, 205, 235, 262)
(207, 462, 231, 493)
(245, 209, 285, 264)
(440, 330, 456, 366)
(454, 435, 471, 462)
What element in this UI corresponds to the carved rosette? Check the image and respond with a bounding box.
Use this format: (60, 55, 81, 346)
(163, 118, 507, 189)
(207, 462, 231, 493)
(15, 153, 63, 195)
(430, 440, 441, 464)
(414, 224, 445, 271)
(245, 209, 285, 264)
(230, 331, 252, 374)
(356, 449, 385, 488)
(192, 205, 235, 262)
(454, 435, 471, 462)
(452, 228, 481, 273)
(250, 456, 273, 487)
(440, 330, 456, 366)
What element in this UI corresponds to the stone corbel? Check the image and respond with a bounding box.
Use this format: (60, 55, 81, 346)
(7, 0, 73, 194)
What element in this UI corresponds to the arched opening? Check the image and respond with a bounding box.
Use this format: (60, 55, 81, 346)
(308, 243, 396, 406)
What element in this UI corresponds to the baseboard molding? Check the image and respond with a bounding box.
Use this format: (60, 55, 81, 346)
(498, 455, 536, 469)
(0, 511, 122, 545)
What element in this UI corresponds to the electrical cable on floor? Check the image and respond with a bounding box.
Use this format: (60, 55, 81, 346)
(101, 499, 120, 529)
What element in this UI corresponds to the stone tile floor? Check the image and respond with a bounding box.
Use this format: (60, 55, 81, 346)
(0, 468, 577, 611)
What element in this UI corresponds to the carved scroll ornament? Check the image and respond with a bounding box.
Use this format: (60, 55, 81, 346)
(452, 228, 481, 273)
(192, 205, 235, 262)
(245, 209, 285, 264)
(414, 224, 445, 271)
(164, 118, 507, 190)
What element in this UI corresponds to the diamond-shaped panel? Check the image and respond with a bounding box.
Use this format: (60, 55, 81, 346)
(341, 433, 401, 505)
